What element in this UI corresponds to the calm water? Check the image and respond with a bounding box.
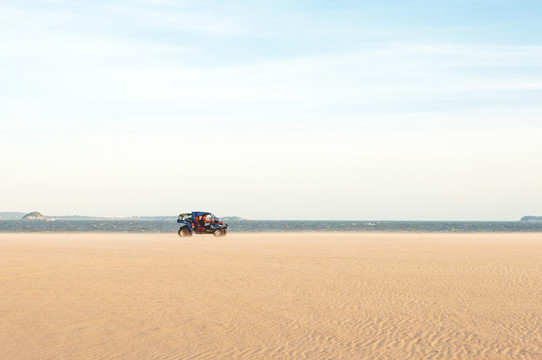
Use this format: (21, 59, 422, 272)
(1, 220, 542, 233)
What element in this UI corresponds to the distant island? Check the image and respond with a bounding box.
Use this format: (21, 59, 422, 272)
(520, 216, 542, 222)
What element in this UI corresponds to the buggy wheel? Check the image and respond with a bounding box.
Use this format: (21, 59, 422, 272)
(222, 230, 227, 236)
(178, 228, 191, 237)
(213, 229, 224, 237)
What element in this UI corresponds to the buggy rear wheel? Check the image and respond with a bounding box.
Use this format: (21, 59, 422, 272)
(178, 228, 191, 237)
(213, 229, 224, 237)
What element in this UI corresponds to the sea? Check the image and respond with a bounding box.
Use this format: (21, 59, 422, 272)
(1, 220, 542, 233)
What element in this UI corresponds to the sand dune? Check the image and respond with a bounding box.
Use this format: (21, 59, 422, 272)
(1, 232, 541, 359)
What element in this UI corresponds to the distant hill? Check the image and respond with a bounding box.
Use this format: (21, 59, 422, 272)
(22, 211, 50, 220)
(520, 216, 542, 222)
(0, 212, 26, 220)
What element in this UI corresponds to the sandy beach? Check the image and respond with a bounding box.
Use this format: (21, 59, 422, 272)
(1, 232, 541, 359)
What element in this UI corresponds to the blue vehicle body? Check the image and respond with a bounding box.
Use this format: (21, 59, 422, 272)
(177, 211, 228, 237)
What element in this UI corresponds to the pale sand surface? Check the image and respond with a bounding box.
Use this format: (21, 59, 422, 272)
(1, 232, 541, 360)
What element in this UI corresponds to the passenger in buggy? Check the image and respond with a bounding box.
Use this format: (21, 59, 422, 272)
(204, 215, 213, 228)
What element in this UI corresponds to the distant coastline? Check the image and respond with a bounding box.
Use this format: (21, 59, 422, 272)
(0, 212, 178, 221)
(520, 216, 542, 222)
(0, 212, 27, 220)
(0, 212, 244, 221)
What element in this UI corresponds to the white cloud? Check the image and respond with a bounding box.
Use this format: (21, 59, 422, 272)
(5, 41, 541, 126)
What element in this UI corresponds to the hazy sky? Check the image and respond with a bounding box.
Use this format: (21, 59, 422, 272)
(1, 0, 541, 220)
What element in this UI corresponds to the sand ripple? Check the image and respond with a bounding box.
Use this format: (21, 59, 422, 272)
(1, 233, 541, 359)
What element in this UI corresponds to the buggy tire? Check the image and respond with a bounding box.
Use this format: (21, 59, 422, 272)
(178, 228, 191, 237)
(213, 229, 224, 237)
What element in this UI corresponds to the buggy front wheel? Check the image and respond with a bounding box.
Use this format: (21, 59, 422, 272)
(178, 228, 191, 237)
(213, 229, 224, 237)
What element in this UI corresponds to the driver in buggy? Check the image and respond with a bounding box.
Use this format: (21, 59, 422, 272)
(197, 215, 205, 229)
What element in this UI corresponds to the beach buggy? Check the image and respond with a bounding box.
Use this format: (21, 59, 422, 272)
(177, 211, 228, 237)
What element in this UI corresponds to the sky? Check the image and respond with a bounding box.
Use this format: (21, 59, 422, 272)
(1, 0, 541, 220)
